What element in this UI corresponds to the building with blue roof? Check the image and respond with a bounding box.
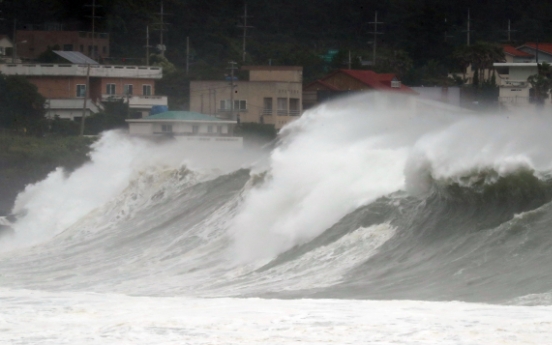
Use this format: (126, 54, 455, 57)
(126, 111, 242, 148)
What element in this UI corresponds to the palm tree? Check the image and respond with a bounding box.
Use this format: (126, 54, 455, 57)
(527, 62, 552, 106)
(454, 42, 504, 86)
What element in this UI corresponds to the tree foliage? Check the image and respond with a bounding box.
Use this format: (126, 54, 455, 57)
(527, 62, 552, 106)
(0, 74, 46, 134)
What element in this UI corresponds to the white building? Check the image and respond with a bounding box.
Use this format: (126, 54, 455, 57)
(126, 111, 243, 148)
(493, 62, 540, 110)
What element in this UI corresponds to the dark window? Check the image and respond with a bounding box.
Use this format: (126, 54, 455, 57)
(63, 44, 73, 51)
(106, 84, 115, 95)
(76, 84, 86, 98)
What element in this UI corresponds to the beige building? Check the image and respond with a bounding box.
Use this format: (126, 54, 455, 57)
(190, 66, 303, 130)
(0, 35, 13, 57)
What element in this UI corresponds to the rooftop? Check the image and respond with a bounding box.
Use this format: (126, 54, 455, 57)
(519, 43, 552, 55)
(503, 45, 533, 57)
(128, 111, 235, 123)
(0, 63, 163, 79)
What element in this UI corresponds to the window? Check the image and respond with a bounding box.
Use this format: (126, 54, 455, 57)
(192, 125, 199, 134)
(161, 125, 172, 133)
(106, 84, 116, 95)
(88, 45, 92, 55)
(102, 46, 107, 54)
(207, 125, 213, 133)
(0, 47, 4, 56)
(217, 125, 223, 133)
(220, 99, 246, 111)
(263, 97, 273, 115)
(124, 84, 133, 95)
(76, 84, 86, 98)
(277, 97, 287, 115)
(234, 100, 247, 111)
(80, 45, 84, 52)
(142, 85, 152, 96)
(63, 44, 73, 51)
(289, 98, 300, 116)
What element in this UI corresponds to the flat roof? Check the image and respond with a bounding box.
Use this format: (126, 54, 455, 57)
(241, 66, 303, 71)
(127, 111, 236, 124)
(493, 63, 538, 67)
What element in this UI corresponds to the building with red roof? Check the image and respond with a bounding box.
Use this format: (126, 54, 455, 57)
(502, 45, 534, 63)
(517, 43, 552, 63)
(303, 69, 416, 109)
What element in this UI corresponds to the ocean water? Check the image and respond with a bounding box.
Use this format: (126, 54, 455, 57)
(1, 93, 552, 344)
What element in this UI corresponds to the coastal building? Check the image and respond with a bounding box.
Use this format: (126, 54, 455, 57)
(516, 43, 552, 63)
(126, 111, 242, 148)
(0, 53, 167, 120)
(189, 66, 303, 130)
(303, 69, 416, 109)
(493, 62, 539, 109)
(0, 35, 13, 58)
(15, 30, 110, 61)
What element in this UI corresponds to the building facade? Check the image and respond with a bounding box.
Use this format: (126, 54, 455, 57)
(127, 111, 242, 148)
(493, 62, 540, 109)
(0, 35, 13, 57)
(190, 66, 303, 130)
(0, 63, 167, 120)
(15, 30, 110, 61)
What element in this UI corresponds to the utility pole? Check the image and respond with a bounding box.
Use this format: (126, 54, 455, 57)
(237, 3, 253, 63)
(12, 18, 16, 63)
(368, 11, 383, 67)
(145, 25, 151, 65)
(465, 8, 472, 46)
(80, 64, 91, 136)
(228, 61, 238, 121)
(186, 36, 190, 75)
(85, 0, 101, 60)
(155, 1, 170, 57)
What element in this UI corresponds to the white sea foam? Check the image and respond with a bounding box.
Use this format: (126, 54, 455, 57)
(1, 288, 551, 345)
(2, 130, 264, 251)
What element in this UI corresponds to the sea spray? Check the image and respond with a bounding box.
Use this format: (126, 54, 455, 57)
(3, 130, 264, 250)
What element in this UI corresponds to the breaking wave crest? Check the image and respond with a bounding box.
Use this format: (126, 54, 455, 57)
(2, 92, 552, 305)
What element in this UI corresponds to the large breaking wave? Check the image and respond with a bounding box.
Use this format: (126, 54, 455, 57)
(1, 92, 552, 305)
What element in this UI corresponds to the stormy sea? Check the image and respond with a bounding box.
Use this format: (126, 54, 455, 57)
(1, 93, 551, 344)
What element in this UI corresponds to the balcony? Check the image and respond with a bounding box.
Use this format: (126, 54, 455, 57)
(289, 109, 301, 116)
(0, 64, 163, 79)
(262, 108, 273, 116)
(502, 80, 528, 88)
(101, 94, 168, 108)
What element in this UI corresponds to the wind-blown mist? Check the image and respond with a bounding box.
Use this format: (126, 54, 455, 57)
(230, 93, 552, 262)
(1, 92, 552, 306)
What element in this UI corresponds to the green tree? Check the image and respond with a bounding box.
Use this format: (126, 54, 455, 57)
(527, 62, 552, 106)
(0, 74, 46, 134)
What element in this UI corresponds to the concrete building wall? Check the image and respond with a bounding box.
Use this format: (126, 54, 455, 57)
(16, 31, 109, 60)
(190, 80, 303, 130)
(248, 69, 303, 82)
(128, 123, 153, 135)
(27, 76, 86, 98)
(99, 77, 155, 97)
